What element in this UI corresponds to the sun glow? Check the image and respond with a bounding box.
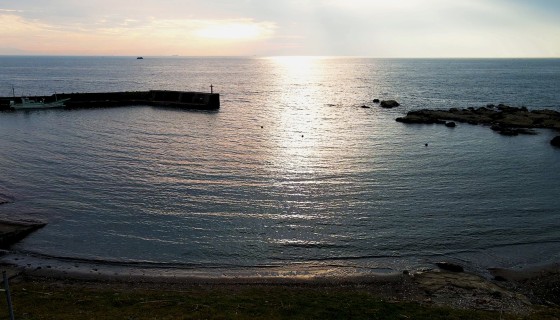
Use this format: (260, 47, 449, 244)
(266, 56, 327, 81)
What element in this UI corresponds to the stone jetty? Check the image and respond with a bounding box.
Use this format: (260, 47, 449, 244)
(0, 90, 220, 111)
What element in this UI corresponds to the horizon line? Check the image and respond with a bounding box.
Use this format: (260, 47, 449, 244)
(1, 54, 560, 59)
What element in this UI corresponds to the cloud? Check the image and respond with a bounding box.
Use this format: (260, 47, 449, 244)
(1, 0, 560, 56)
(0, 14, 52, 37)
(0, 8, 22, 13)
(193, 20, 276, 41)
(273, 0, 560, 57)
(0, 13, 277, 55)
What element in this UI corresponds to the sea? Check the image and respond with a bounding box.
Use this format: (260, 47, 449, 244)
(0, 56, 559, 275)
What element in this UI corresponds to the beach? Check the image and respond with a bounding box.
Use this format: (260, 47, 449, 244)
(1, 258, 559, 319)
(1, 219, 559, 318)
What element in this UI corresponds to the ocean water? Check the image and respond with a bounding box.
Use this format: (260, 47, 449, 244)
(0, 56, 559, 274)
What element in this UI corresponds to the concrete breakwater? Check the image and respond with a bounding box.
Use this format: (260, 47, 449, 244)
(0, 90, 220, 110)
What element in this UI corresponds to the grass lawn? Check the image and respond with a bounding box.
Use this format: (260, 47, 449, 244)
(4, 278, 559, 320)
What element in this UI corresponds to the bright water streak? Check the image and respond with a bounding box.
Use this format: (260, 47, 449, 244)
(0, 57, 560, 272)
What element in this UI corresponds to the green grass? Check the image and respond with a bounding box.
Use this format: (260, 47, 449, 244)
(3, 280, 558, 320)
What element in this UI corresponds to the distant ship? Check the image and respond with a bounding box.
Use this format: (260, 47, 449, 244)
(136, 57, 144, 59)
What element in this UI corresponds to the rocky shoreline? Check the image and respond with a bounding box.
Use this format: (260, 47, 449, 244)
(395, 104, 560, 143)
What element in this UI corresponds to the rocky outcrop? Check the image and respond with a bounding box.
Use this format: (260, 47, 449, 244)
(380, 100, 400, 108)
(489, 265, 560, 306)
(415, 270, 532, 312)
(551, 136, 560, 148)
(396, 105, 560, 138)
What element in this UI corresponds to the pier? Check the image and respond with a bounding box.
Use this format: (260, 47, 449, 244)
(0, 90, 220, 110)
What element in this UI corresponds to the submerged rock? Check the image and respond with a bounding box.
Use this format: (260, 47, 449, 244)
(496, 127, 519, 136)
(551, 136, 560, 148)
(491, 125, 537, 136)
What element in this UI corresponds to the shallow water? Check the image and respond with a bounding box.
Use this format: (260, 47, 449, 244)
(1, 57, 559, 273)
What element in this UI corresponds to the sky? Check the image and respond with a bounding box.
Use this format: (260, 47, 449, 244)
(1, 0, 560, 57)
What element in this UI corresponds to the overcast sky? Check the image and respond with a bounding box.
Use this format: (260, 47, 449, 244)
(1, 0, 559, 57)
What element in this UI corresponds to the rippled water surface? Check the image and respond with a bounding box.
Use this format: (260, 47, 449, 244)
(1, 57, 559, 272)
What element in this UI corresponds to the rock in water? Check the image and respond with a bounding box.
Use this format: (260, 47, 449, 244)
(380, 100, 400, 108)
(551, 136, 560, 148)
(373, 99, 380, 103)
(445, 121, 456, 128)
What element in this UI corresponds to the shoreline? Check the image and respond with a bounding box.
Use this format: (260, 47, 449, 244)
(1, 218, 558, 289)
(1, 257, 558, 317)
(1, 251, 405, 284)
(2, 247, 559, 299)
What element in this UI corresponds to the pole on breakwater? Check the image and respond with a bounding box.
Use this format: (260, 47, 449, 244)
(2, 271, 15, 320)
